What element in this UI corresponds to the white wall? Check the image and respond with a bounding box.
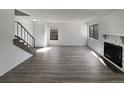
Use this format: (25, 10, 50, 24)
(0, 9, 32, 76)
(87, 10, 124, 70)
(33, 23, 47, 47)
(47, 22, 87, 46)
(87, 10, 124, 55)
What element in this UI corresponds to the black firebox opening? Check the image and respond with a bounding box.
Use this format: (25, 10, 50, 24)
(104, 42, 123, 68)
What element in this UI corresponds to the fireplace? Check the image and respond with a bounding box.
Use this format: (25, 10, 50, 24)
(104, 42, 123, 68)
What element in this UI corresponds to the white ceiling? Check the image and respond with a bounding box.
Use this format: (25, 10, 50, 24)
(18, 9, 114, 23)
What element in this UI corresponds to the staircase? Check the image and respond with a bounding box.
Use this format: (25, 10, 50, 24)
(13, 21, 35, 54)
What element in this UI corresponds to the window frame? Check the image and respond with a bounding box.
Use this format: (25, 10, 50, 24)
(50, 29, 58, 40)
(89, 24, 98, 40)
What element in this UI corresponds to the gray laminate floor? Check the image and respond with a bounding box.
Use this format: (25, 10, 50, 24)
(0, 46, 124, 83)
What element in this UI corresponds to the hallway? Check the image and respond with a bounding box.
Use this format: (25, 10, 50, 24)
(0, 46, 124, 83)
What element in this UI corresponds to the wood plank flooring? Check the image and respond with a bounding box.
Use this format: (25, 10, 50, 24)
(0, 46, 124, 83)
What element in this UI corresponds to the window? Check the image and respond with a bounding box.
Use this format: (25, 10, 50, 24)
(89, 24, 98, 40)
(50, 29, 58, 40)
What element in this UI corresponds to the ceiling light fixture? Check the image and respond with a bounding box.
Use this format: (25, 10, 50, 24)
(32, 18, 37, 22)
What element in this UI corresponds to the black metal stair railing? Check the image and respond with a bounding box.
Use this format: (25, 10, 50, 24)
(15, 21, 35, 48)
(14, 21, 35, 54)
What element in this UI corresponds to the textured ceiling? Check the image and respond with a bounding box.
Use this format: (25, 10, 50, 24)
(18, 9, 114, 23)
